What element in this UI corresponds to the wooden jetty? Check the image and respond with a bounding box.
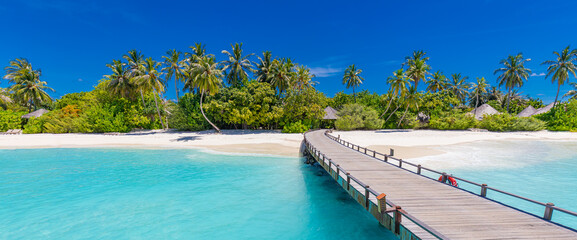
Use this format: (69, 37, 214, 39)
(303, 130, 577, 240)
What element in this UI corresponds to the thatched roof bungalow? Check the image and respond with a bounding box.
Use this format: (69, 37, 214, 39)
(323, 106, 338, 120)
(21, 109, 49, 119)
(470, 104, 500, 120)
(517, 105, 537, 117)
(532, 102, 556, 116)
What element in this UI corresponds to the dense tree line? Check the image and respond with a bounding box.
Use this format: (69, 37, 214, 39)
(1, 44, 577, 133)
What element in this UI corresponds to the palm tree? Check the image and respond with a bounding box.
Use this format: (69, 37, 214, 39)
(426, 71, 447, 93)
(137, 58, 166, 129)
(221, 43, 254, 87)
(10, 73, 53, 112)
(541, 46, 577, 110)
(342, 64, 364, 102)
(397, 86, 418, 128)
(447, 73, 470, 104)
(162, 49, 184, 102)
(470, 77, 488, 113)
(4, 58, 34, 81)
(255, 51, 274, 83)
(183, 55, 224, 133)
(563, 82, 577, 100)
(293, 65, 317, 92)
(123, 50, 147, 108)
(381, 69, 410, 119)
(105, 60, 135, 99)
(404, 50, 430, 90)
(494, 53, 531, 113)
(269, 58, 294, 94)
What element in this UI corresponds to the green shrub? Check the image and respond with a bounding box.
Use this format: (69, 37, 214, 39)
(0, 110, 24, 131)
(535, 100, 577, 131)
(335, 104, 384, 131)
(478, 114, 546, 131)
(428, 113, 477, 130)
(23, 117, 46, 133)
(282, 121, 309, 133)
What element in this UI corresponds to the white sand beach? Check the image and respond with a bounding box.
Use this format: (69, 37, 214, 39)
(1, 129, 577, 158)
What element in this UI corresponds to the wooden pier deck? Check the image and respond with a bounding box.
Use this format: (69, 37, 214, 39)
(304, 130, 577, 240)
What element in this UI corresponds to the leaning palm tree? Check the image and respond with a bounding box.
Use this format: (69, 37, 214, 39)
(494, 53, 531, 113)
(342, 64, 364, 102)
(381, 69, 410, 119)
(123, 50, 147, 108)
(426, 70, 447, 93)
(563, 82, 577, 100)
(221, 43, 254, 87)
(397, 86, 418, 128)
(183, 55, 224, 133)
(162, 49, 184, 102)
(10, 69, 53, 112)
(447, 73, 470, 105)
(137, 58, 166, 129)
(470, 77, 489, 113)
(255, 51, 274, 83)
(541, 46, 577, 110)
(404, 50, 430, 90)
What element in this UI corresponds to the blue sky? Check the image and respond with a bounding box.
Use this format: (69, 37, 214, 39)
(1, 0, 576, 103)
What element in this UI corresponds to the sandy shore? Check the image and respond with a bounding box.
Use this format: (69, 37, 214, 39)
(1, 129, 576, 159)
(0, 130, 305, 157)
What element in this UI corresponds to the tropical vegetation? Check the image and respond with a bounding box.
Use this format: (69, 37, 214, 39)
(1, 45, 577, 133)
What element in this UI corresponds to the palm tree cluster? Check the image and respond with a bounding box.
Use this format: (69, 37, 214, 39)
(2, 58, 53, 112)
(103, 43, 320, 132)
(105, 50, 167, 128)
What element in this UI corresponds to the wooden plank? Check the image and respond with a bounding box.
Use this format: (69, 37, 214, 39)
(305, 130, 577, 240)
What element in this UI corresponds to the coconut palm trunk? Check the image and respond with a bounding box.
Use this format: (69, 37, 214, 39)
(379, 96, 394, 118)
(397, 104, 410, 128)
(385, 104, 401, 124)
(506, 88, 511, 113)
(140, 89, 146, 109)
(175, 78, 179, 102)
(200, 91, 221, 133)
(475, 93, 479, 115)
(153, 91, 165, 129)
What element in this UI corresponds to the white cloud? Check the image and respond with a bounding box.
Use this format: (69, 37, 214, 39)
(77, 78, 83, 82)
(530, 72, 546, 77)
(309, 67, 343, 78)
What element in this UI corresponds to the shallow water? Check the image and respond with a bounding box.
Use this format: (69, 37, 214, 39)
(0, 148, 396, 239)
(412, 140, 577, 230)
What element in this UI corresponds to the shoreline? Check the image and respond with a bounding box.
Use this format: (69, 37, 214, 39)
(1, 129, 576, 159)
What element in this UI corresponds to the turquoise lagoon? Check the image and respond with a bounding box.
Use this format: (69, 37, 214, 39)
(0, 148, 396, 239)
(412, 140, 577, 230)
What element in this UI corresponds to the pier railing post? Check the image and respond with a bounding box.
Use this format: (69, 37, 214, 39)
(398, 159, 403, 168)
(373, 151, 376, 158)
(377, 193, 387, 213)
(441, 172, 448, 183)
(394, 206, 402, 234)
(544, 203, 555, 220)
(481, 184, 488, 197)
(384, 155, 388, 162)
(417, 164, 422, 175)
(364, 148, 367, 154)
(364, 186, 370, 209)
(390, 148, 394, 156)
(346, 173, 351, 191)
(336, 164, 340, 177)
